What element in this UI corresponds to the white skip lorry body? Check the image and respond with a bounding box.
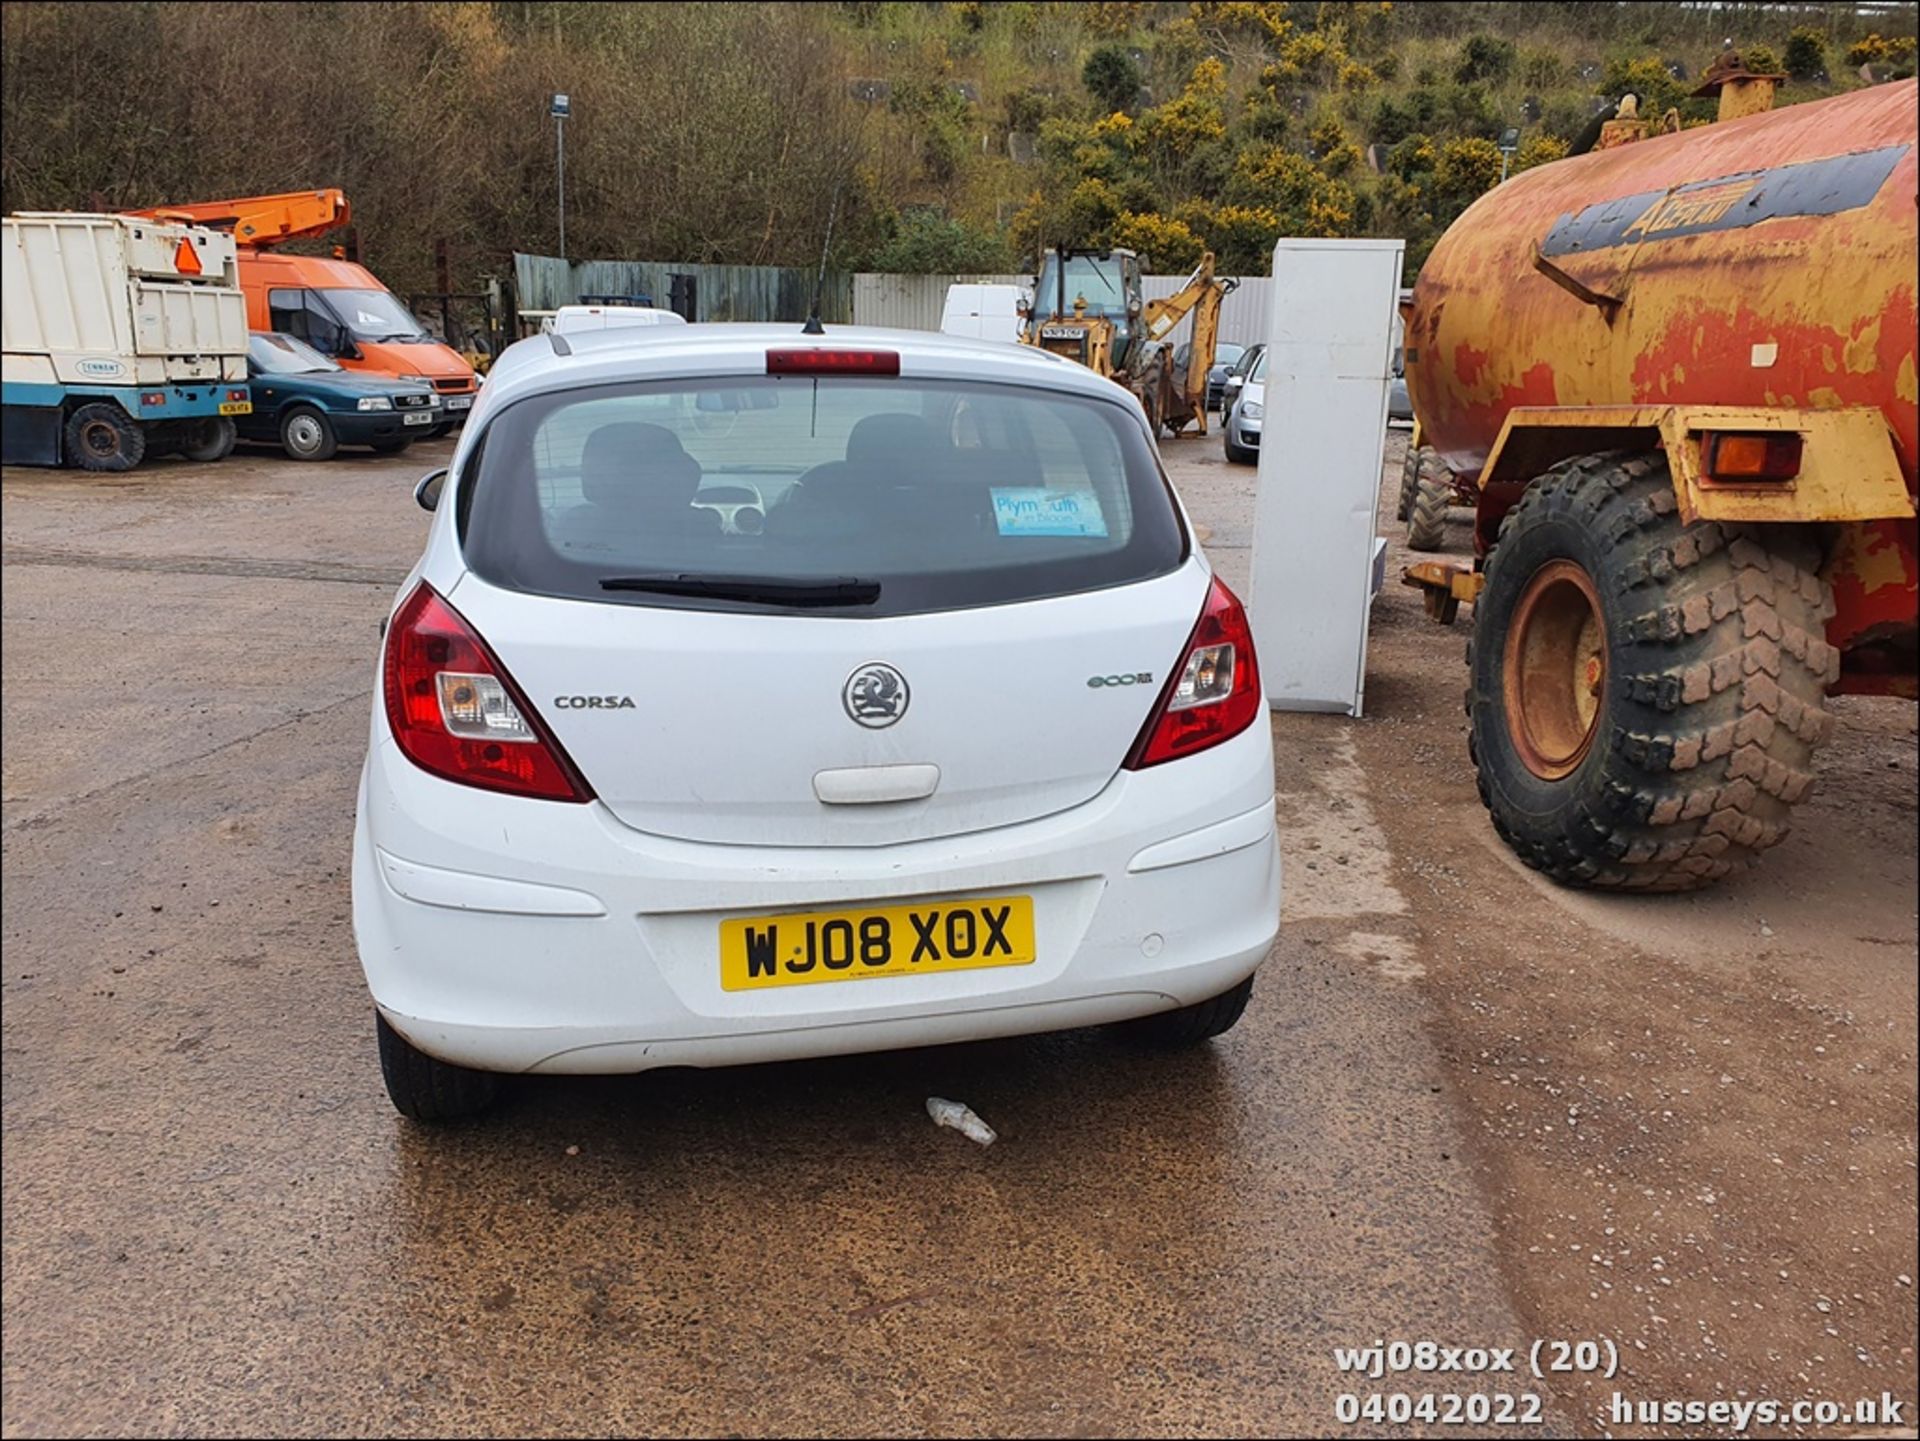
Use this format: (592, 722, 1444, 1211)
(2, 212, 252, 470)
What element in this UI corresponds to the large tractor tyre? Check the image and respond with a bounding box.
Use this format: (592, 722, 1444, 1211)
(1467, 451, 1837, 892)
(64, 402, 146, 473)
(181, 417, 237, 463)
(1405, 452, 1453, 551)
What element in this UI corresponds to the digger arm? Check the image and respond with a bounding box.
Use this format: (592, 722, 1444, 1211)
(122, 189, 350, 248)
(1140, 252, 1241, 434)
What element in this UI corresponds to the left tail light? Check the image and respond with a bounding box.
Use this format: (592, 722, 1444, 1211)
(382, 583, 593, 802)
(1124, 576, 1263, 770)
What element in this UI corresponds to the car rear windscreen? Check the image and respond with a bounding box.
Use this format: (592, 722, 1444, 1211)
(459, 375, 1187, 617)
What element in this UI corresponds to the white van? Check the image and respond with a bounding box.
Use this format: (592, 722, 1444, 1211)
(939, 284, 1029, 344)
(543, 304, 688, 336)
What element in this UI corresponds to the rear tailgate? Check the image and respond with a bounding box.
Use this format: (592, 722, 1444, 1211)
(447, 562, 1210, 847)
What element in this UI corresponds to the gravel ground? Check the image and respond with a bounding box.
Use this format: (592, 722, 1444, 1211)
(1, 421, 1913, 1438)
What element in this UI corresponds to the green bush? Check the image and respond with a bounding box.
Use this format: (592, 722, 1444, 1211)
(1387, 132, 1438, 182)
(1455, 34, 1515, 85)
(1741, 42, 1782, 77)
(1844, 34, 1887, 68)
(1371, 95, 1416, 147)
(1783, 27, 1827, 79)
(1005, 85, 1067, 135)
(866, 210, 1013, 273)
(1430, 136, 1502, 214)
(1518, 48, 1566, 90)
(1083, 43, 1143, 115)
(1599, 55, 1687, 120)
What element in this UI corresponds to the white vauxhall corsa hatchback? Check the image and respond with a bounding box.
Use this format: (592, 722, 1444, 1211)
(354, 323, 1280, 1120)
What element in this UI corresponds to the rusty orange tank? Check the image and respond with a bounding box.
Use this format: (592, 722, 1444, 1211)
(1402, 79, 1917, 892)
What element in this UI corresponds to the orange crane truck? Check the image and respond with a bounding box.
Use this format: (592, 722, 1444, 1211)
(123, 190, 479, 434)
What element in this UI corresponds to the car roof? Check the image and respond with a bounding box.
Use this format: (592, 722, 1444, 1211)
(473, 322, 1124, 417)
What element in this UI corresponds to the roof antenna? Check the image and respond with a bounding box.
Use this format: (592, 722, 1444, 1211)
(803, 125, 860, 335)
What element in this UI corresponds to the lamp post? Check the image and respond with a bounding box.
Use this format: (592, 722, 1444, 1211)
(550, 93, 571, 260)
(1498, 125, 1521, 184)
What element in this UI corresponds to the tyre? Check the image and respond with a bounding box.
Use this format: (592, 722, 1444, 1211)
(279, 406, 337, 461)
(181, 417, 237, 463)
(426, 421, 456, 440)
(370, 437, 413, 455)
(1405, 450, 1452, 550)
(1468, 450, 1837, 892)
(1118, 974, 1254, 1046)
(63, 402, 146, 473)
(1224, 434, 1256, 466)
(376, 1012, 501, 1122)
(1397, 443, 1447, 521)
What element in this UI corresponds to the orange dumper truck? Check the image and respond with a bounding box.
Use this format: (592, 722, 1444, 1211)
(1404, 73, 1917, 892)
(123, 191, 479, 433)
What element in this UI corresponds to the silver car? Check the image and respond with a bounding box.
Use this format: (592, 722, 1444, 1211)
(1223, 348, 1266, 466)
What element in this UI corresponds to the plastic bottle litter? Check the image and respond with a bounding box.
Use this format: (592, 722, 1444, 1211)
(925, 1096, 997, 1147)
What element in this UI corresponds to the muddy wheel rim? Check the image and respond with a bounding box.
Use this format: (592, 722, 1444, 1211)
(285, 414, 322, 455)
(1502, 558, 1607, 781)
(80, 420, 120, 458)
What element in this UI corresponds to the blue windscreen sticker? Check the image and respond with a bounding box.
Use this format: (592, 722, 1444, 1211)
(991, 487, 1109, 537)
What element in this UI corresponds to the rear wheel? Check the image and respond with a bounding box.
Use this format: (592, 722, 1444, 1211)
(181, 417, 237, 463)
(1224, 432, 1256, 466)
(1117, 975, 1254, 1047)
(376, 1012, 501, 1122)
(64, 402, 145, 472)
(1468, 450, 1838, 892)
(280, 405, 337, 461)
(1397, 442, 1447, 522)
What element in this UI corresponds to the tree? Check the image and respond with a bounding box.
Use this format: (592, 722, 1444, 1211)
(1110, 211, 1205, 271)
(1083, 43, 1142, 116)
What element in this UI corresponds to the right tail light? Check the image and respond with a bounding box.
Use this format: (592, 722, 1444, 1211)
(382, 583, 593, 803)
(1124, 576, 1263, 769)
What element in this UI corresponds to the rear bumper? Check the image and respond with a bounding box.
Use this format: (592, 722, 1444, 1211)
(353, 720, 1280, 1074)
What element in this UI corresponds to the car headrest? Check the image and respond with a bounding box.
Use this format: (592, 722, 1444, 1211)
(846, 413, 942, 471)
(580, 422, 701, 509)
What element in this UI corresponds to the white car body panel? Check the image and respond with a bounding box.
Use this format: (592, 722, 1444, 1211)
(359, 323, 1279, 1076)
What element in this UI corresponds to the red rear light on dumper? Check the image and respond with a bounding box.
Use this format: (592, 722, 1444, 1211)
(382, 584, 592, 803)
(1125, 576, 1263, 769)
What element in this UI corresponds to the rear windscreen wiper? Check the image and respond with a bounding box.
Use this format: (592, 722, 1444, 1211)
(599, 573, 881, 606)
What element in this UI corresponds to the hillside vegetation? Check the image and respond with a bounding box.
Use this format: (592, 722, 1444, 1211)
(2, 1, 1914, 291)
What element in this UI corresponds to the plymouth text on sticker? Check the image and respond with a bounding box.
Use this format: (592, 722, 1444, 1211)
(991, 487, 1109, 537)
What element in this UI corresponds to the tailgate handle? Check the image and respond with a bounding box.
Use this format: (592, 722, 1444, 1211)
(812, 764, 940, 805)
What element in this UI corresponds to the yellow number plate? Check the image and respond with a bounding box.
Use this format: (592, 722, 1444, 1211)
(218, 401, 252, 415)
(720, 895, 1035, 992)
